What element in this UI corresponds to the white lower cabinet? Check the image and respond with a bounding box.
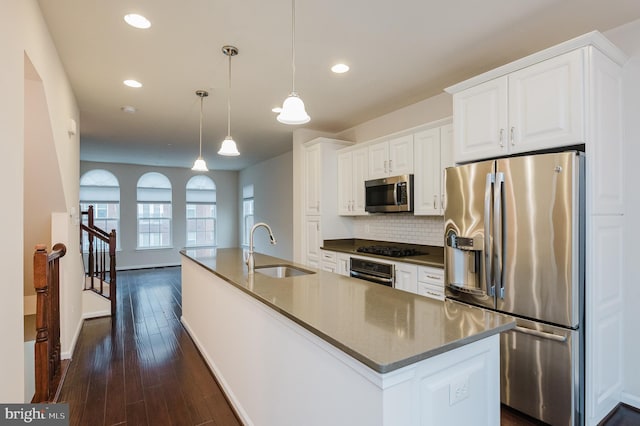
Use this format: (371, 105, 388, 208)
(417, 266, 445, 301)
(304, 216, 321, 268)
(337, 253, 350, 276)
(321, 250, 337, 273)
(394, 262, 418, 294)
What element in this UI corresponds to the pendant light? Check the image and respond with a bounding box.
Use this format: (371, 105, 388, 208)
(192, 90, 209, 171)
(277, 0, 310, 125)
(218, 45, 241, 156)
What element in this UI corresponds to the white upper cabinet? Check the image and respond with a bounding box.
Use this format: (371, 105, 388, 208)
(453, 78, 508, 161)
(452, 49, 585, 163)
(414, 122, 453, 216)
(368, 135, 414, 179)
(338, 146, 368, 216)
(304, 143, 322, 215)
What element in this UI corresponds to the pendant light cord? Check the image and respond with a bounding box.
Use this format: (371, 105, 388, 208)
(227, 52, 232, 138)
(199, 95, 204, 156)
(291, 0, 296, 93)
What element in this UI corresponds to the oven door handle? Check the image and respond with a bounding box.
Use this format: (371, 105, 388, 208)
(350, 270, 394, 286)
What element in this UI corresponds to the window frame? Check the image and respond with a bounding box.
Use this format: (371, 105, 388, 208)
(136, 172, 173, 250)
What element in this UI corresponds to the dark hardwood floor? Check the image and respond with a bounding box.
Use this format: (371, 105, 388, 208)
(57, 266, 639, 426)
(57, 266, 241, 426)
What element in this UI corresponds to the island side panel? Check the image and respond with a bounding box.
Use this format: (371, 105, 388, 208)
(181, 257, 384, 426)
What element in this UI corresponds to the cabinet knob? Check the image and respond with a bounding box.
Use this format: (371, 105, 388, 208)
(433, 195, 437, 210)
(384, 160, 388, 173)
(389, 159, 393, 172)
(499, 128, 505, 147)
(441, 195, 445, 210)
(510, 126, 515, 146)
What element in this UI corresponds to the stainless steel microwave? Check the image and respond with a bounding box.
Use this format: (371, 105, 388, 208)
(364, 174, 414, 213)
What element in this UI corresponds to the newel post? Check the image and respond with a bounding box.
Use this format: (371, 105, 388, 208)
(109, 229, 117, 317)
(33, 244, 50, 402)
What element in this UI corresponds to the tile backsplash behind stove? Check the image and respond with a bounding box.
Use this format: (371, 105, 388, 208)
(354, 214, 444, 246)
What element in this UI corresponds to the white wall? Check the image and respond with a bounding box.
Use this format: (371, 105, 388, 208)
(0, 0, 81, 402)
(239, 151, 294, 260)
(605, 18, 640, 408)
(80, 161, 239, 269)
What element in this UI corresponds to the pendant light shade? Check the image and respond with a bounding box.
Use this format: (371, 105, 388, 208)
(219, 136, 240, 156)
(277, 92, 310, 125)
(219, 46, 240, 157)
(192, 90, 209, 171)
(277, 0, 310, 125)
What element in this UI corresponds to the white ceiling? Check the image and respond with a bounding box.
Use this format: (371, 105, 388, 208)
(37, 0, 640, 171)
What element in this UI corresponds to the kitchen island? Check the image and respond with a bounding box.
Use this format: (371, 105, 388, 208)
(180, 248, 514, 426)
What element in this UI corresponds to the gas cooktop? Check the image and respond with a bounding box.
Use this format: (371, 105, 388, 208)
(356, 245, 425, 258)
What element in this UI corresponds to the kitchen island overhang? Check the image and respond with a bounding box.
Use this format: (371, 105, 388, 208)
(180, 248, 514, 426)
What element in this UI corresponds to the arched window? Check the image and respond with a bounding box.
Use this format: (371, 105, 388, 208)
(137, 172, 172, 248)
(186, 175, 216, 247)
(242, 184, 254, 247)
(80, 169, 120, 249)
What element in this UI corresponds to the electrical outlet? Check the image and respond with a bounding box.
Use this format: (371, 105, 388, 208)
(449, 376, 469, 405)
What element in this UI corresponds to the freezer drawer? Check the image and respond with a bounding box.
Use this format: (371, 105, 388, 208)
(500, 317, 582, 426)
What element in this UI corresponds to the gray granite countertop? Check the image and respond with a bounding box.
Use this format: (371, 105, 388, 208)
(321, 239, 445, 268)
(180, 248, 514, 374)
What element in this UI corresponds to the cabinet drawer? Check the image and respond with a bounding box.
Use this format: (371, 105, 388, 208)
(417, 282, 444, 301)
(321, 250, 337, 263)
(418, 266, 444, 284)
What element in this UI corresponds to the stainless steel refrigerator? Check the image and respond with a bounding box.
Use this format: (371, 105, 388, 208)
(444, 151, 584, 426)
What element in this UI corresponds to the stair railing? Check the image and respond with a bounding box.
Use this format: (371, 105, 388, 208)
(32, 243, 66, 403)
(80, 205, 117, 316)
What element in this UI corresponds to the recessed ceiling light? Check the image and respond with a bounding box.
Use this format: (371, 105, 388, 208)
(123, 79, 142, 88)
(331, 63, 350, 74)
(121, 105, 137, 114)
(124, 14, 151, 29)
(272, 107, 283, 113)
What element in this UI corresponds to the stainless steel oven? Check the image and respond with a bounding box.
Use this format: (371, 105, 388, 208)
(349, 257, 395, 287)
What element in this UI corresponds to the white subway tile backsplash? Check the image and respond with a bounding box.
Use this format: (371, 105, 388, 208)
(354, 214, 444, 246)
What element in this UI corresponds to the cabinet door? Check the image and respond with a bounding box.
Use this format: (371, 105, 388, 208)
(453, 77, 508, 163)
(304, 145, 321, 214)
(304, 216, 322, 267)
(440, 124, 454, 212)
(414, 127, 441, 215)
(394, 263, 418, 294)
(508, 49, 585, 154)
(368, 141, 388, 179)
(389, 134, 414, 175)
(352, 147, 369, 215)
(586, 215, 624, 423)
(337, 151, 353, 215)
(337, 253, 350, 276)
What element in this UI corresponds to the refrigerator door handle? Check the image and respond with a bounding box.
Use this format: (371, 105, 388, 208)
(494, 172, 505, 299)
(484, 173, 495, 297)
(514, 326, 568, 342)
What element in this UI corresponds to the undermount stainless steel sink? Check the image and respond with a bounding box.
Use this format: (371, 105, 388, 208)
(254, 264, 315, 278)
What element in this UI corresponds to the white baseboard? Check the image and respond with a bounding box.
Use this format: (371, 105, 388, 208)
(621, 391, 640, 410)
(61, 316, 84, 360)
(82, 310, 111, 319)
(116, 262, 180, 271)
